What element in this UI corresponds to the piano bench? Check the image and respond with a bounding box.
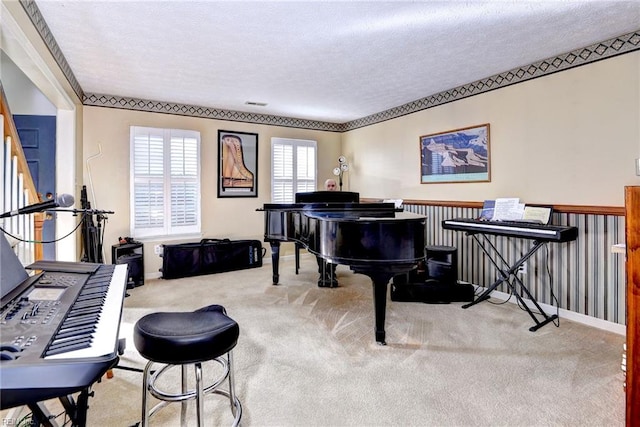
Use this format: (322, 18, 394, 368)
(133, 304, 242, 426)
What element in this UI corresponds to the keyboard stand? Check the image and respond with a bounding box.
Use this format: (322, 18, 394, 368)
(461, 232, 559, 332)
(25, 388, 91, 427)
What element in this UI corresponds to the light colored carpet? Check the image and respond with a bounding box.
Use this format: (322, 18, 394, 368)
(84, 255, 625, 426)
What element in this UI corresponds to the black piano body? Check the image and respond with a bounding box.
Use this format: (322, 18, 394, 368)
(261, 202, 426, 344)
(0, 245, 128, 424)
(292, 191, 360, 274)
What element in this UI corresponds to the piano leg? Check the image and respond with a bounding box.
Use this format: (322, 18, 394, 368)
(268, 241, 281, 284)
(365, 272, 395, 345)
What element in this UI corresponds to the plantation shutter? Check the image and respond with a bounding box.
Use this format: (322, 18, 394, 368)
(271, 138, 317, 203)
(131, 127, 200, 238)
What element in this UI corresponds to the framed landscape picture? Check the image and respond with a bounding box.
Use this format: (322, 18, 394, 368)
(217, 130, 258, 197)
(420, 124, 490, 183)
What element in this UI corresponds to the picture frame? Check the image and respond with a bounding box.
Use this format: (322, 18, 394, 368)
(419, 124, 490, 184)
(217, 130, 258, 197)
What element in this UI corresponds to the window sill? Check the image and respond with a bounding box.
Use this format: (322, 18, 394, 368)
(134, 233, 203, 244)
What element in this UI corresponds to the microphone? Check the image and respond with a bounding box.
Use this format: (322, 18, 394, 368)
(0, 194, 75, 218)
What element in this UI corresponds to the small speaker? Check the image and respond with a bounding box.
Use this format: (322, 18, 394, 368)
(113, 242, 144, 289)
(425, 245, 457, 284)
(117, 253, 144, 288)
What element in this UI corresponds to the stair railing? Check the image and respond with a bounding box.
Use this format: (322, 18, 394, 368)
(1, 82, 44, 264)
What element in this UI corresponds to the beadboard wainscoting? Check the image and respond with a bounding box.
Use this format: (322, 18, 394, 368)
(402, 202, 626, 326)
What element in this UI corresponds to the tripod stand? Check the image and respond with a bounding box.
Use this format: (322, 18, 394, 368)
(78, 186, 112, 263)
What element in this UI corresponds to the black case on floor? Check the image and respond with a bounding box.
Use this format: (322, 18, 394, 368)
(390, 278, 475, 304)
(391, 253, 474, 304)
(160, 238, 264, 279)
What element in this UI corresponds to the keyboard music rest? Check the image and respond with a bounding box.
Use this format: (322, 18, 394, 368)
(0, 263, 128, 417)
(442, 218, 578, 332)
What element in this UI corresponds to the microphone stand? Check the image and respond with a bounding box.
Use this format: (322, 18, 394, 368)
(58, 208, 114, 264)
(55, 187, 115, 264)
(52, 208, 115, 215)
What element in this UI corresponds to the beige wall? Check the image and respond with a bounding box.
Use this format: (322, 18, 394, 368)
(83, 51, 639, 277)
(343, 52, 640, 206)
(82, 107, 341, 274)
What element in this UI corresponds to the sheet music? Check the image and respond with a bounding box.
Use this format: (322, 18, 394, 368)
(491, 198, 523, 221)
(383, 199, 403, 208)
(479, 200, 495, 220)
(522, 206, 551, 224)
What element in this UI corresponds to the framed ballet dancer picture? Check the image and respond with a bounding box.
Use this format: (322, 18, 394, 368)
(217, 130, 258, 197)
(420, 123, 491, 184)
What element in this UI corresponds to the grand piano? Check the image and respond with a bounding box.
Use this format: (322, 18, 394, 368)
(261, 197, 426, 344)
(0, 234, 127, 425)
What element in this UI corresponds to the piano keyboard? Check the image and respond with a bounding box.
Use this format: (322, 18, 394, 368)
(442, 218, 578, 242)
(46, 265, 127, 359)
(445, 219, 557, 235)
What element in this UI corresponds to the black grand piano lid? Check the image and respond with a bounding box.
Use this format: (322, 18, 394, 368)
(295, 190, 359, 204)
(305, 209, 419, 220)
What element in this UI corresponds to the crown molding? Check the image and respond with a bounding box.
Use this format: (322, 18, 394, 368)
(20, 0, 84, 102)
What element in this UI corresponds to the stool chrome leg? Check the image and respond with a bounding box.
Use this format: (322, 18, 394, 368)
(227, 351, 242, 427)
(195, 362, 204, 427)
(181, 365, 188, 427)
(141, 361, 153, 427)
(228, 351, 237, 415)
(141, 356, 241, 426)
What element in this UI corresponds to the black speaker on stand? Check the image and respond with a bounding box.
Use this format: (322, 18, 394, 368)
(112, 242, 144, 289)
(425, 245, 458, 284)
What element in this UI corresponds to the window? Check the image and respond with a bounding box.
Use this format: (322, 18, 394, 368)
(130, 126, 200, 238)
(271, 138, 317, 203)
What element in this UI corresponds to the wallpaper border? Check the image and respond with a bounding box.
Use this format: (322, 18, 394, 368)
(345, 30, 640, 131)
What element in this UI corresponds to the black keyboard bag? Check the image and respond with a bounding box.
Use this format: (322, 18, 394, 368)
(390, 278, 474, 304)
(161, 238, 264, 279)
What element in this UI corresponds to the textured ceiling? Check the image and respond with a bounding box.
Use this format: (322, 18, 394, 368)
(33, 1, 640, 124)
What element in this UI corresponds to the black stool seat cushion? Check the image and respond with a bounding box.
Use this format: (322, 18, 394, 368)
(134, 304, 239, 364)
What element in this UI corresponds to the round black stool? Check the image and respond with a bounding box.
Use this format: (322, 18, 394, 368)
(133, 304, 241, 426)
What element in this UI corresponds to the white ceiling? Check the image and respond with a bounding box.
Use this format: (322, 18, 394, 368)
(34, 0, 640, 124)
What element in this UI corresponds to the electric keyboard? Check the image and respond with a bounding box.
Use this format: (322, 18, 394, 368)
(442, 217, 578, 331)
(442, 218, 578, 242)
(0, 262, 128, 410)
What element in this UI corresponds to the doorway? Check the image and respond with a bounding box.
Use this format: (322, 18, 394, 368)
(13, 115, 57, 260)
